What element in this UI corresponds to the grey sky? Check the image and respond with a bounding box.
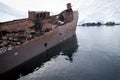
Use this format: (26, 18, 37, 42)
(0, 0, 80, 13)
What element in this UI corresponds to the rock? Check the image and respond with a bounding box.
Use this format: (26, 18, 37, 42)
(2, 36, 8, 40)
(0, 41, 8, 47)
(81, 22, 102, 26)
(8, 37, 13, 40)
(30, 30, 35, 33)
(96, 22, 102, 26)
(41, 23, 53, 32)
(16, 42, 21, 45)
(7, 45, 14, 50)
(105, 22, 115, 26)
(13, 38, 18, 41)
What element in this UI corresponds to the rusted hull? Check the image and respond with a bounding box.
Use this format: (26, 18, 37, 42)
(0, 11, 78, 75)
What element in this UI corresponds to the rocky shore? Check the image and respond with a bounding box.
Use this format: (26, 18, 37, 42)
(78, 22, 120, 26)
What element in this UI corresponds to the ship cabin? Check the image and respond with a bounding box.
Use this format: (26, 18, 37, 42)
(28, 11, 50, 22)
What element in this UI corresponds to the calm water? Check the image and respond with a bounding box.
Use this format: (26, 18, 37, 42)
(17, 26, 120, 80)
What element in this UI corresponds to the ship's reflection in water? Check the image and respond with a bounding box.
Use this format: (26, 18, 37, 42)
(60, 35, 78, 62)
(5, 34, 78, 80)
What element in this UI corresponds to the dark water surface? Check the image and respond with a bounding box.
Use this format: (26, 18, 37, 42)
(17, 26, 120, 80)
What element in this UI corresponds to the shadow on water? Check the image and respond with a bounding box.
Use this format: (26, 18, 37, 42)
(61, 37, 78, 62)
(0, 34, 78, 80)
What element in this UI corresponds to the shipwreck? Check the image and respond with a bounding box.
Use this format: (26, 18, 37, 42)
(0, 3, 78, 76)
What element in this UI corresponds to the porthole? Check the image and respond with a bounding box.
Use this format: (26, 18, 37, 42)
(59, 33, 62, 36)
(44, 43, 47, 47)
